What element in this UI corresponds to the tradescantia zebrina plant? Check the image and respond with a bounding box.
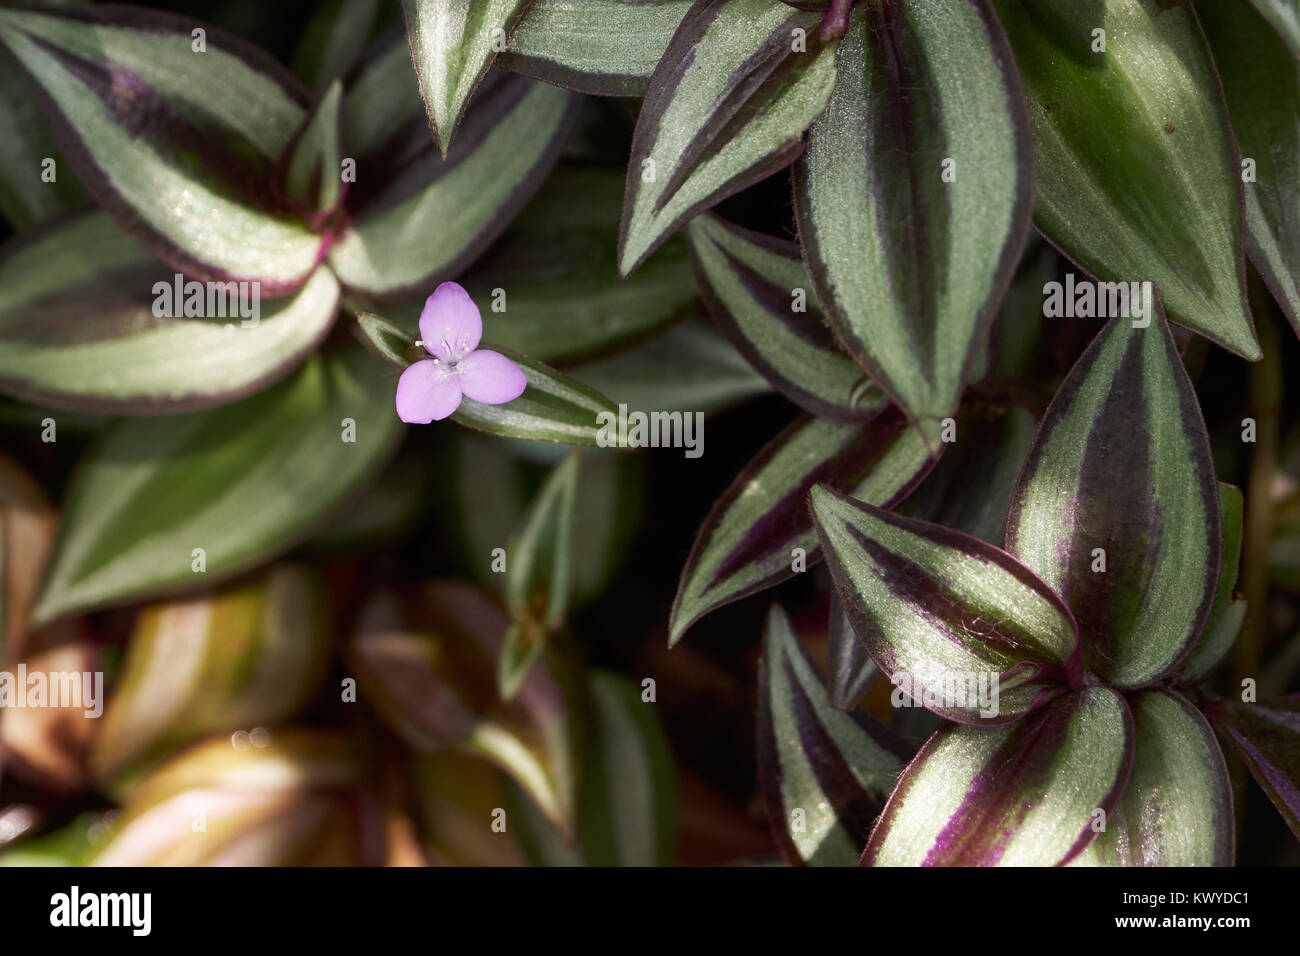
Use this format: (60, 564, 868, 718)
(0, 0, 1298, 873)
(806, 311, 1251, 865)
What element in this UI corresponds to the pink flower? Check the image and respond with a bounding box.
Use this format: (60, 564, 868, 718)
(395, 282, 527, 423)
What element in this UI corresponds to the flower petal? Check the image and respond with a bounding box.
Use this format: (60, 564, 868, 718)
(419, 281, 482, 361)
(458, 349, 527, 405)
(396, 359, 462, 423)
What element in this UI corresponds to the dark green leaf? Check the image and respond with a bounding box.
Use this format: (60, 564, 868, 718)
(571, 319, 772, 416)
(898, 405, 1037, 546)
(461, 167, 698, 364)
(1200, 0, 1300, 335)
(992, 0, 1259, 358)
(828, 590, 877, 711)
(330, 71, 577, 298)
(500, 451, 579, 698)
(32, 344, 402, 623)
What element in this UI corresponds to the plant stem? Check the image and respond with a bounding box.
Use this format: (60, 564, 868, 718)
(820, 0, 854, 41)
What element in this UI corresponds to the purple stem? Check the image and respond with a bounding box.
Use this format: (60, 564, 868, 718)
(819, 0, 855, 42)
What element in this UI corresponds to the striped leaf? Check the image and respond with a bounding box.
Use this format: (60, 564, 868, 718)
(1071, 690, 1232, 866)
(571, 319, 772, 417)
(574, 671, 676, 866)
(811, 486, 1082, 725)
(0, 211, 340, 413)
(992, 0, 1259, 359)
(618, 0, 839, 275)
(794, 0, 1033, 430)
(828, 589, 878, 711)
(1250, 0, 1300, 57)
(280, 80, 346, 225)
(31, 344, 403, 624)
(455, 346, 619, 445)
(461, 167, 698, 364)
(402, 0, 535, 155)
(90, 730, 382, 866)
(864, 686, 1134, 866)
(500, 0, 691, 96)
(500, 451, 579, 698)
(1181, 483, 1246, 684)
(1201, 0, 1300, 335)
(669, 407, 934, 645)
(92, 566, 333, 788)
(354, 310, 423, 367)
(330, 71, 577, 298)
(1005, 313, 1221, 689)
(355, 310, 621, 445)
(1205, 694, 1300, 840)
(687, 213, 882, 421)
(351, 581, 582, 834)
(760, 603, 910, 866)
(0, 4, 324, 294)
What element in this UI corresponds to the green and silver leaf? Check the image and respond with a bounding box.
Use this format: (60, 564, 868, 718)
(1005, 313, 1221, 689)
(687, 213, 881, 421)
(1071, 690, 1232, 866)
(618, 0, 839, 275)
(759, 603, 909, 866)
(795, 0, 1033, 431)
(0, 4, 323, 292)
(670, 408, 934, 645)
(864, 686, 1134, 866)
(812, 485, 1081, 725)
(0, 211, 339, 412)
(402, 0, 535, 155)
(500, 0, 691, 96)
